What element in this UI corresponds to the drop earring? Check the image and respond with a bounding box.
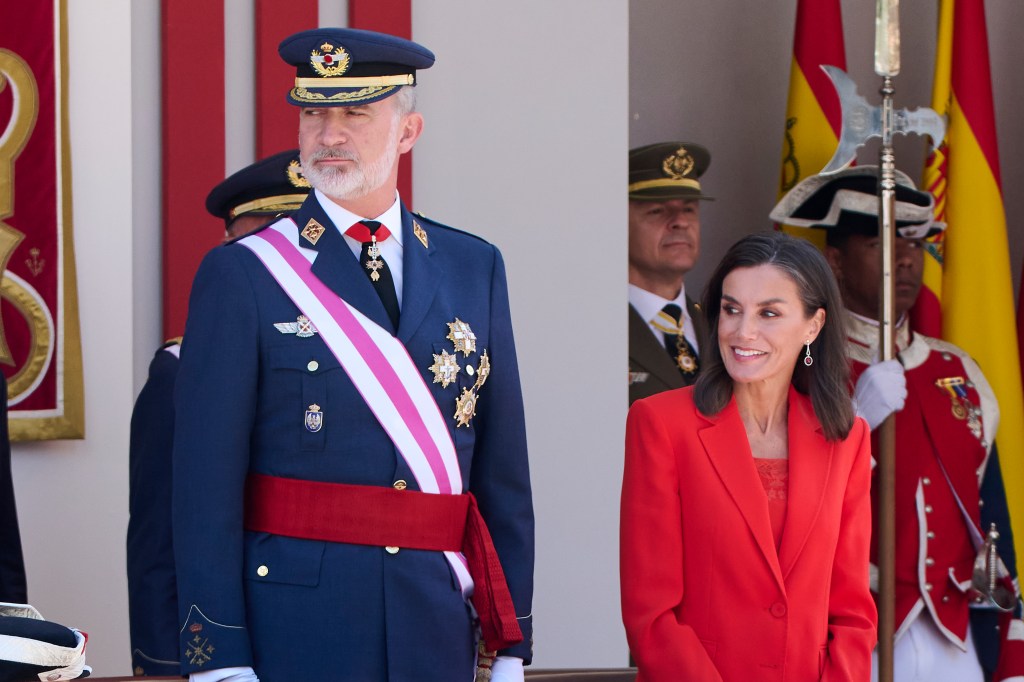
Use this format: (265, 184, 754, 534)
(803, 340, 813, 367)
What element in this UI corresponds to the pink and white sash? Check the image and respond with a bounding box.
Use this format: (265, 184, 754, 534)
(239, 218, 474, 595)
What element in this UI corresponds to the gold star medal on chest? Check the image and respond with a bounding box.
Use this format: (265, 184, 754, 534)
(447, 318, 477, 355)
(454, 351, 491, 428)
(429, 349, 461, 388)
(426, 318, 492, 428)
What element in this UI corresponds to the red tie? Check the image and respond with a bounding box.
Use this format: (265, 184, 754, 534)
(345, 220, 400, 330)
(344, 221, 392, 243)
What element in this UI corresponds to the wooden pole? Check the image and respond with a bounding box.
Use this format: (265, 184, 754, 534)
(874, 2, 900, 678)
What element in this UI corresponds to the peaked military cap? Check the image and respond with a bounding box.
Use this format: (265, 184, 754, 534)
(770, 166, 944, 239)
(205, 149, 311, 223)
(629, 142, 713, 201)
(279, 27, 435, 107)
(0, 604, 90, 681)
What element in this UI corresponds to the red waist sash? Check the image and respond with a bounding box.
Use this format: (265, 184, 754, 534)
(244, 473, 523, 651)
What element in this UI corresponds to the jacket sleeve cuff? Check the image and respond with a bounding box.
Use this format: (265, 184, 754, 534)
(180, 605, 253, 674)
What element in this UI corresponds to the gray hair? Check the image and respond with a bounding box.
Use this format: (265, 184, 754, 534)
(391, 86, 418, 117)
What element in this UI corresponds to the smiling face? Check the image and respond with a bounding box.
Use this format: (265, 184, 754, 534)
(825, 234, 924, 321)
(717, 264, 825, 390)
(627, 198, 701, 299)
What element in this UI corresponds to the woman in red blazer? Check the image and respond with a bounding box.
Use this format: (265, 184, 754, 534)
(622, 232, 876, 681)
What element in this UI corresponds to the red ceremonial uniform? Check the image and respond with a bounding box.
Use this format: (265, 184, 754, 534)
(845, 313, 996, 647)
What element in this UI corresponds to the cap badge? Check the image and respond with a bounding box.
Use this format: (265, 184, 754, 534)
(662, 147, 695, 180)
(287, 159, 311, 189)
(429, 349, 461, 388)
(310, 42, 351, 77)
(301, 218, 326, 245)
(304, 404, 324, 432)
(413, 220, 428, 248)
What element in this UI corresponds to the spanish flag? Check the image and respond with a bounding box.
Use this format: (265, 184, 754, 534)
(921, 0, 1024, 557)
(777, 0, 845, 249)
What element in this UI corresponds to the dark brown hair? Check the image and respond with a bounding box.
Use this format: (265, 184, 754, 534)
(693, 231, 854, 440)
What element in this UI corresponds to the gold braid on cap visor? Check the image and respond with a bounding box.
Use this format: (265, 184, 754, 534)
(230, 194, 309, 219)
(294, 74, 415, 88)
(628, 178, 701, 193)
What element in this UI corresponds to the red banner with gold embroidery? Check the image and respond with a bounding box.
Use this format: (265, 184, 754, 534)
(0, 0, 83, 440)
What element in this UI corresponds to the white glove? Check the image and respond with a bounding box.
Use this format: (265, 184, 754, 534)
(489, 656, 525, 682)
(191, 667, 259, 682)
(853, 359, 907, 430)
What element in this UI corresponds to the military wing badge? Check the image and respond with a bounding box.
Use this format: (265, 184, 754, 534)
(274, 315, 318, 337)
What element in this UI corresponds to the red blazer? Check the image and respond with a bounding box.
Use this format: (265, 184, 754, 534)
(621, 386, 876, 682)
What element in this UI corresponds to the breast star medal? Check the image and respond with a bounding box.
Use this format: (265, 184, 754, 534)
(447, 318, 477, 356)
(428, 318, 491, 427)
(429, 350, 461, 388)
(455, 388, 478, 428)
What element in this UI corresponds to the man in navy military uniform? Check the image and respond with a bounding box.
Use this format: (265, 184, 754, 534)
(627, 141, 712, 405)
(127, 150, 309, 676)
(0, 373, 27, 604)
(172, 28, 533, 682)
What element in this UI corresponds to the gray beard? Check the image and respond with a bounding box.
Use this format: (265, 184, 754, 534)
(301, 121, 400, 201)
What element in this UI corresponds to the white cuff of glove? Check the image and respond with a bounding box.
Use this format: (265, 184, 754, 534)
(853, 358, 907, 431)
(489, 656, 525, 682)
(191, 666, 259, 682)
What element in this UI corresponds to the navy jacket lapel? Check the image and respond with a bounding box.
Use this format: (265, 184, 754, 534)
(292, 195, 396, 333)
(397, 207, 440, 342)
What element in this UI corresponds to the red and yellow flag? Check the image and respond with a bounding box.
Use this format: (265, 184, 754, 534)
(921, 0, 1024, 552)
(777, 0, 846, 249)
